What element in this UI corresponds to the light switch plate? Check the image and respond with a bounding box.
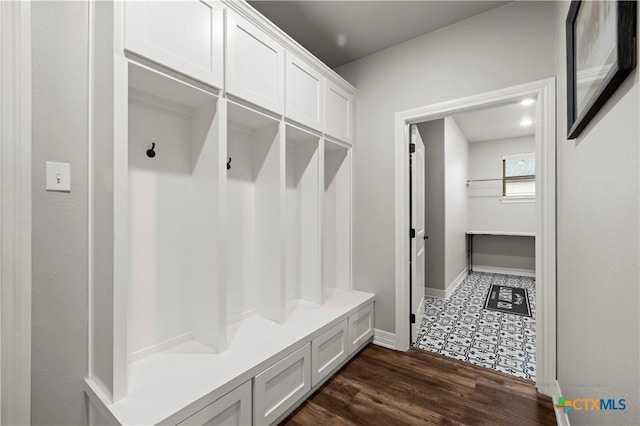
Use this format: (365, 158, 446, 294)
(46, 161, 71, 192)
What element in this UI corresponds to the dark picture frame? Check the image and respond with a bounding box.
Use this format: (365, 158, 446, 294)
(566, 0, 637, 139)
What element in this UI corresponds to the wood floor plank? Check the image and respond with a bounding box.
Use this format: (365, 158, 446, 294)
(281, 345, 556, 426)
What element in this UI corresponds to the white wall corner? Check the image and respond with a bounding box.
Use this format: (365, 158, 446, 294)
(425, 268, 467, 299)
(445, 268, 467, 299)
(373, 329, 397, 350)
(552, 380, 570, 426)
(424, 287, 446, 299)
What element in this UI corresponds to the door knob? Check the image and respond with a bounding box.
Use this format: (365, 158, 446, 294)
(424, 235, 429, 240)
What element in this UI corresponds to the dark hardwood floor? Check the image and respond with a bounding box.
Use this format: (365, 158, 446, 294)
(282, 344, 556, 426)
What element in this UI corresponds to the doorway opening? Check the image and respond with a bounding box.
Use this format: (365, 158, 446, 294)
(394, 79, 556, 396)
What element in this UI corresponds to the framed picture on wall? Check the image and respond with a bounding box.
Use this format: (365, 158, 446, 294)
(566, 0, 637, 139)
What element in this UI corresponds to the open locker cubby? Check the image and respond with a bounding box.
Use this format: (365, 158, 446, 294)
(125, 62, 225, 365)
(285, 124, 322, 312)
(85, 4, 371, 421)
(226, 101, 285, 330)
(322, 139, 352, 299)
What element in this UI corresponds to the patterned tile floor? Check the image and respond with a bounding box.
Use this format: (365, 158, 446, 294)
(413, 272, 536, 381)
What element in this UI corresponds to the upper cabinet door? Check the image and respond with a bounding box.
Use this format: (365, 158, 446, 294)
(285, 52, 324, 131)
(324, 81, 354, 144)
(125, 0, 224, 89)
(226, 12, 285, 115)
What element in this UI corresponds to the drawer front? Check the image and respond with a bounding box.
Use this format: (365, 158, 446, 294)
(285, 52, 324, 131)
(226, 12, 285, 115)
(179, 381, 252, 426)
(324, 81, 353, 144)
(348, 303, 374, 355)
(311, 320, 348, 386)
(125, 0, 224, 89)
(253, 344, 311, 425)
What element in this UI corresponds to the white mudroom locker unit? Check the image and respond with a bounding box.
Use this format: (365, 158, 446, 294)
(83, 1, 374, 425)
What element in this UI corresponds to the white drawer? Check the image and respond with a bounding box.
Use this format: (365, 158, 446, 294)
(311, 320, 348, 386)
(253, 343, 311, 425)
(124, 0, 224, 89)
(253, 344, 311, 425)
(348, 303, 374, 355)
(179, 381, 251, 426)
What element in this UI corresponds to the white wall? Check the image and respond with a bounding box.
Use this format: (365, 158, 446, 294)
(444, 117, 468, 286)
(555, 2, 639, 424)
(468, 135, 535, 272)
(468, 136, 535, 232)
(31, 2, 88, 424)
(336, 1, 555, 333)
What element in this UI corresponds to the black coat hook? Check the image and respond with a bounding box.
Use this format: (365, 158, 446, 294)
(146, 143, 156, 158)
(227, 157, 232, 170)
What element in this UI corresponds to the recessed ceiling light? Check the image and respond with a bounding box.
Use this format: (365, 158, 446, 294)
(520, 98, 535, 106)
(337, 34, 347, 47)
(520, 118, 533, 127)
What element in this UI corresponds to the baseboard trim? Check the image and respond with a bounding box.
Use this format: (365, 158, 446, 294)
(424, 287, 446, 298)
(552, 380, 570, 426)
(472, 265, 535, 277)
(127, 332, 193, 364)
(424, 268, 467, 299)
(373, 329, 396, 350)
(416, 296, 426, 325)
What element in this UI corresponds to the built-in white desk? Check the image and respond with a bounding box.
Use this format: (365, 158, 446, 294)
(466, 231, 536, 274)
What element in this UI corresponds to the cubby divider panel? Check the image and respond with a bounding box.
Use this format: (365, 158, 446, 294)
(126, 62, 225, 364)
(285, 124, 321, 308)
(227, 101, 285, 328)
(322, 139, 352, 299)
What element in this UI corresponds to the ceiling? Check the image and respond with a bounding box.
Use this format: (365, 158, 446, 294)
(248, 1, 509, 68)
(452, 99, 536, 143)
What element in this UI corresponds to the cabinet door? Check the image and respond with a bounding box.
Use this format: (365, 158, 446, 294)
(285, 52, 324, 131)
(226, 12, 285, 115)
(348, 303, 374, 355)
(324, 81, 354, 144)
(253, 344, 311, 425)
(311, 320, 348, 386)
(179, 381, 252, 426)
(124, 0, 224, 89)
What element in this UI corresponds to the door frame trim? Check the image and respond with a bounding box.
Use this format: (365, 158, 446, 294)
(393, 78, 556, 396)
(0, 0, 32, 423)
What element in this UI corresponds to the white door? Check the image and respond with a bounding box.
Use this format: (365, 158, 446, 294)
(410, 125, 426, 343)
